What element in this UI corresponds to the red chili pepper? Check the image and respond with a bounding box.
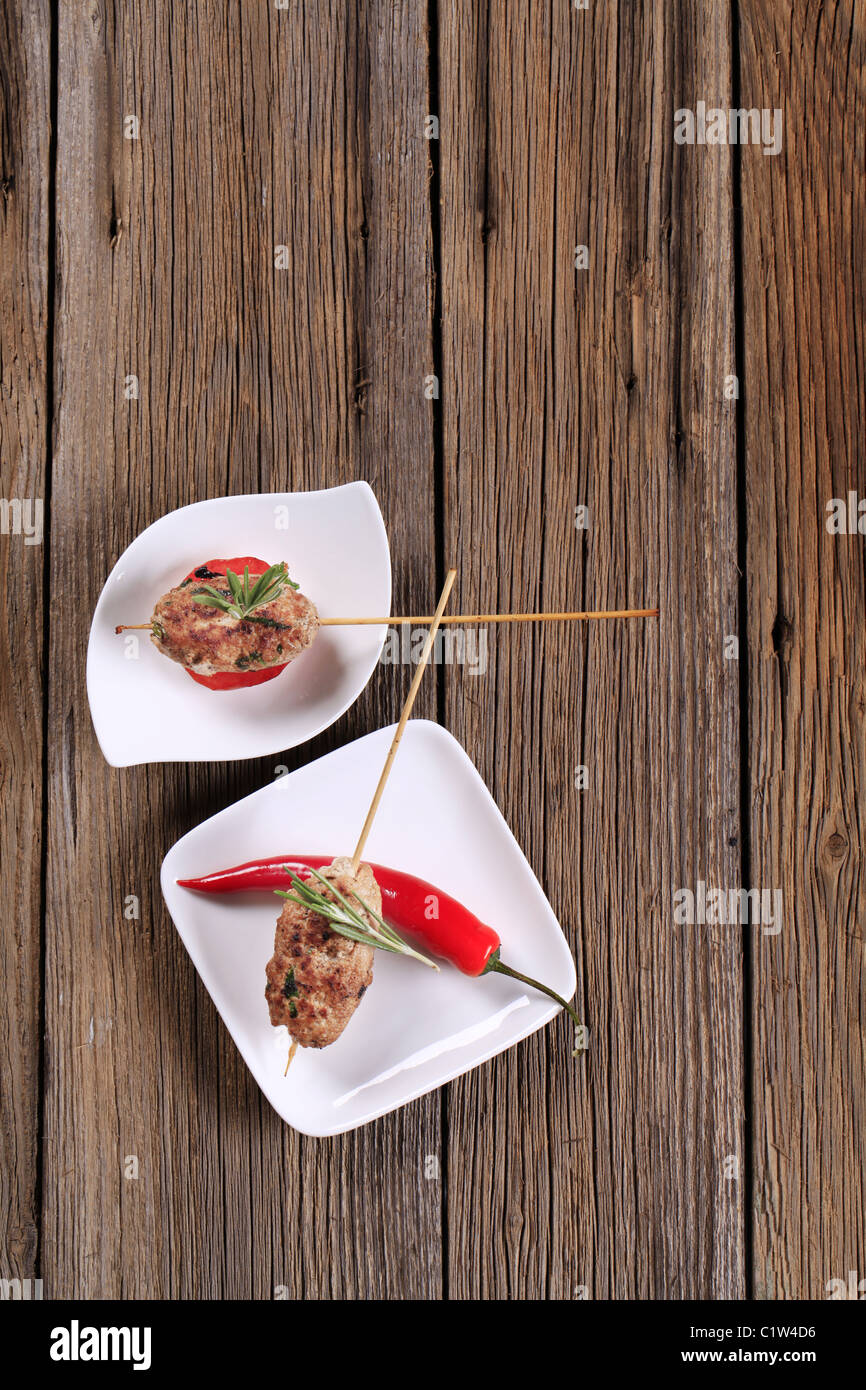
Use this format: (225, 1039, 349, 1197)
(181, 557, 286, 691)
(177, 855, 581, 1028)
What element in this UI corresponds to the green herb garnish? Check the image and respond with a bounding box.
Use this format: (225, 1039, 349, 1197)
(277, 868, 440, 971)
(242, 615, 291, 630)
(283, 968, 298, 999)
(191, 561, 299, 620)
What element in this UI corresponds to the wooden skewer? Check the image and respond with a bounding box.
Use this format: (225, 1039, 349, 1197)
(117, 608, 658, 636)
(321, 608, 659, 625)
(350, 568, 458, 875)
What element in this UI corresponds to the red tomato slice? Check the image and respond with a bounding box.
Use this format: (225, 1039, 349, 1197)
(182, 556, 287, 692)
(182, 556, 270, 583)
(185, 664, 285, 691)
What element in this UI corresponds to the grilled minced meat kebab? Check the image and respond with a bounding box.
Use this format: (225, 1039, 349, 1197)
(265, 858, 378, 1048)
(150, 561, 319, 677)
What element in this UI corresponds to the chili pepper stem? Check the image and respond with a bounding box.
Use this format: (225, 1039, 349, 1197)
(486, 958, 582, 1032)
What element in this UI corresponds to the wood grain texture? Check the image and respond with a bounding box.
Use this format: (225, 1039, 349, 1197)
(439, 0, 744, 1297)
(43, 0, 439, 1298)
(0, 0, 51, 1284)
(739, 0, 866, 1299)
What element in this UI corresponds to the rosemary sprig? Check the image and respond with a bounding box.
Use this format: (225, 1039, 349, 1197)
(276, 868, 440, 971)
(191, 561, 299, 620)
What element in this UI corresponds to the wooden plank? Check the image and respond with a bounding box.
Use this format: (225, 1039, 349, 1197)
(0, 0, 51, 1285)
(266, 0, 442, 1300)
(45, 0, 440, 1297)
(739, 0, 866, 1299)
(439, 0, 744, 1296)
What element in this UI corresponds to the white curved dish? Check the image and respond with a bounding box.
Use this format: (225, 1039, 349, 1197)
(161, 721, 578, 1137)
(87, 482, 391, 766)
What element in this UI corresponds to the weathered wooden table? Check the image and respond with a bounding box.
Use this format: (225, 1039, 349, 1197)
(1, 1, 863, 1299)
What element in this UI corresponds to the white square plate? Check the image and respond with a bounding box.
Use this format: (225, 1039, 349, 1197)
(87, 482, 391, 765)
(161, 721, 578, 1136)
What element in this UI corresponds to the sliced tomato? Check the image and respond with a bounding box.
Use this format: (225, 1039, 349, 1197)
(185, 664, 285, 691)
(182, 556, 271, 583)
(182, 556, 287, 691)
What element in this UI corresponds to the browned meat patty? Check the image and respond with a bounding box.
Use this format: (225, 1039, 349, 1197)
(265, 857, 378, 1049)
(150, 571, 319, 675)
